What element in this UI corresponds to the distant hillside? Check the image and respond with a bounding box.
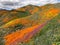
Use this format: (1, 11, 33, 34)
(0, 3, 60, 26)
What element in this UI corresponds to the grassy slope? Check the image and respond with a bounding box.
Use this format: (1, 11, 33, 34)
(0, 3, 60, 45)
(18, 13, 60, 45)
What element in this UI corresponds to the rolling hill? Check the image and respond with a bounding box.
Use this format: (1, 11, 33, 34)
(0, 3, 60, 45)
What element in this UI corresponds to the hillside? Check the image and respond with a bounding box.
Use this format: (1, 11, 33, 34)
(0, 3, 60, 45)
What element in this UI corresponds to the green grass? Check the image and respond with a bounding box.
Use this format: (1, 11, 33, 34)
(15, 11, 31, 18)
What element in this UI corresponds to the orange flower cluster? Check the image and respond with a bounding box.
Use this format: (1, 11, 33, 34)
(4, 24, 40, 45)
(29, 7, 39, 14)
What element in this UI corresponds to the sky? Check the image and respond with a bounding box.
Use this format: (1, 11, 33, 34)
(0, 0, 60, 10)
